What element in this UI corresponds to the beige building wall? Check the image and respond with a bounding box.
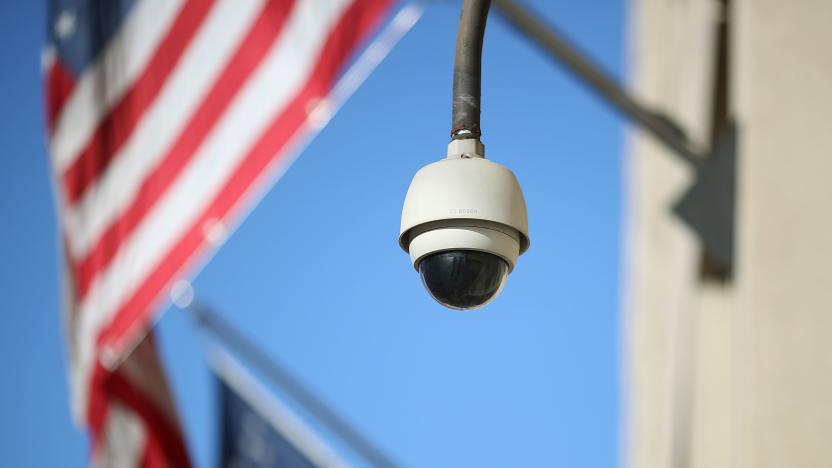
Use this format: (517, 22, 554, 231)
(624, 1, 832, 468)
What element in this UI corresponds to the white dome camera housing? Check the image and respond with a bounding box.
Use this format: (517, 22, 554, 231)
(399, 139, 530, 310)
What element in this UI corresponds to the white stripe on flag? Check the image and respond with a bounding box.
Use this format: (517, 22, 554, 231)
(71, 0, 353, 418)
(49, 0, 185, 173)
(91, 402, 146, 468)
(41, 45, 56, 72)
(62, 0, 265, 260)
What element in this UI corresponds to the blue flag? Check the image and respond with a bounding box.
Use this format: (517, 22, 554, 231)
(214, 351, 345, 468)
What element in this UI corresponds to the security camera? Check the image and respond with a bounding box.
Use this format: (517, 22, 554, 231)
(399, 139, 529, 310)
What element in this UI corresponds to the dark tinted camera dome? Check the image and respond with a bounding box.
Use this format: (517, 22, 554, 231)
(418, 250, 509, 310)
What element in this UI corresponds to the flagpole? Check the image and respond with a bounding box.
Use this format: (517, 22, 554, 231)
(184, 301, 399, 468)
(492, 0, 702, 167)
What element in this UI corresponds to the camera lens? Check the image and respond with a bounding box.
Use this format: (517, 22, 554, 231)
(418, 250, 509, 310)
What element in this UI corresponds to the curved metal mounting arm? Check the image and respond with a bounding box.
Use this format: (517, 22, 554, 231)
(452, 0, 491, 140)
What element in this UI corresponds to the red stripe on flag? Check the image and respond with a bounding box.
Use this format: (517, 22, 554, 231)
(45, 59, 76, 131)
(141, 440, 167, 468)
(60, 0, 215, 205)
(87, 364, 110, 457)
(87, 343, 191, 467)
(107, 371, 191, 468)
(96, 0, 391, 353)
(72, 0, 299, 301)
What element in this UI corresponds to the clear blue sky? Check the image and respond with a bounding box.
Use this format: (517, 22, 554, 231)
(0, 1, 626, 466)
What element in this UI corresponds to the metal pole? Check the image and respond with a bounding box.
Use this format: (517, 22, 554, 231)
(493, 0, 703, 167)
(187, 303, 399, 468)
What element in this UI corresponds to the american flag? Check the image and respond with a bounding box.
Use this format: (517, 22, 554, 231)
(44, 0, 408, 465)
